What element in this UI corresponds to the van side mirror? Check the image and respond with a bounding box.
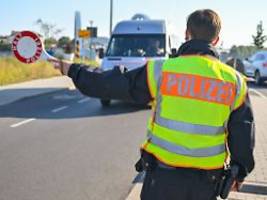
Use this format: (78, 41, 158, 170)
(98, 48, 105, 59)
(170, 48, 177, 58)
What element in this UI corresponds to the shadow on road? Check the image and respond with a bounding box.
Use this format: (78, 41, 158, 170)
(0, 89, 150, 120)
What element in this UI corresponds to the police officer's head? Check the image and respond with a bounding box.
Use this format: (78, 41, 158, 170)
(186, 9, 221, 45)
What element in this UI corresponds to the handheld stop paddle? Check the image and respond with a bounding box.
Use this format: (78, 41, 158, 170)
(11, 30, 56, 64)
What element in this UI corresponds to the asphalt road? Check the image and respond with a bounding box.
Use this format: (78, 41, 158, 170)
(248, 81, 267, 97)
(0, 82, 266, 200)
(0, 90, 150, 200)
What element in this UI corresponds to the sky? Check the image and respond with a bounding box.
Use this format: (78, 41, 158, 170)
(1, 0, 267, 48)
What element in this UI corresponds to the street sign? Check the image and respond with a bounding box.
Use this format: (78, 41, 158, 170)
(11, 30, 56, 64)
(78, 29, 91, 38)
(86, 27, 97, 37)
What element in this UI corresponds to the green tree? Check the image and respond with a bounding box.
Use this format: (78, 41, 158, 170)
(229, 45, 257, 59)
(57, 36, 74, 53)
(229, 45, 238, 57)
(35, 19, 63, 39)
(252, 21, 267, 49)
(44, 37, 57, 49)
(57, 36, 71, 48)
(0, 41, 11, 51)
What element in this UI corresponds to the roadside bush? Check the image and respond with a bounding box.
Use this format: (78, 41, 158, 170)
(0, 43, 11, 51)
(0, 57, 60, 86)
(73, 58, 99, 67)
(0, 57, 100, 86)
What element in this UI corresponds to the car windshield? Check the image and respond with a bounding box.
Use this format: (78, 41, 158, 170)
(106, 34, 166, 57)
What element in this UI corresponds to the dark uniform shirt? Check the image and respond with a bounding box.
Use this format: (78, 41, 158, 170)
(68, 39, 255, 180)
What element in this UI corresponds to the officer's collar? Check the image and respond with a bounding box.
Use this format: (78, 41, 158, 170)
(176, 39, 219, 59)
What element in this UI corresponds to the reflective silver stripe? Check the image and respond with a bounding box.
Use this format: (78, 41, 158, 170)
(152, 60, 225, 136)
(153, 59, 164, 85)
(155, 116, 225, 135)
(231, 72, 243, 111)
(152, 59, 164, 114)
(147, 131, 225, 157)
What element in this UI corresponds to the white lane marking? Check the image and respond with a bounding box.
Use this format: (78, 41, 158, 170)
(51, 106, 68, 113)
(10, 118, 36, 128)
(53, 94, 77, 100)
(249, 88, 267, 99)
(78, 97, 90, 104)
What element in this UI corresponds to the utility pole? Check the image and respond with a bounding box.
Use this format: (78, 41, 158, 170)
(89, 20, 93, 28)
(110, 0, 113, 36)
(89, 20, 94, 60)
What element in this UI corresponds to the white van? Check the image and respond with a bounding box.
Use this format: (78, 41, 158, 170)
(99, 14, 179, 106)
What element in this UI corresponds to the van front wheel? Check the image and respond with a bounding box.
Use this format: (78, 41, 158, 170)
(100, 99, 111, 107)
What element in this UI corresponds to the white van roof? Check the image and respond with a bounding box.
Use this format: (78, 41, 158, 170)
(113, 20, 166, 35)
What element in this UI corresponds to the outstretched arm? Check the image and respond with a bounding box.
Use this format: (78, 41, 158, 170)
(49, 60, 152, 104)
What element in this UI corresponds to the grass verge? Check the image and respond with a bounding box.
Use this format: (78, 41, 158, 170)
(0, 57, 99, 86)
(73, 58, 99, 67)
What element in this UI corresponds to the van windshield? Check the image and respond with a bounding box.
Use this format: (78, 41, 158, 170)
(106, 34, 166, 57)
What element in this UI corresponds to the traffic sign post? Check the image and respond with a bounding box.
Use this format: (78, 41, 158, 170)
(77, 29, 91, 60)
(78, 29, 91, 38)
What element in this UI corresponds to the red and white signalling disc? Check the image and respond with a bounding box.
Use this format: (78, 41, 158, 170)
(11, 31, 55, 64)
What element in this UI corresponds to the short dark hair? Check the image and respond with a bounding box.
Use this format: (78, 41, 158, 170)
(187, 9, 221, 42)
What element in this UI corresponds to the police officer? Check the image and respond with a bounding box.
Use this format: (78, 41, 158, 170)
(50, 9, 254, 200)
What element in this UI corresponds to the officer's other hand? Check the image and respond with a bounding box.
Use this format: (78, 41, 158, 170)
(48, 58, 72, 76)
(231, 180, 243, 191)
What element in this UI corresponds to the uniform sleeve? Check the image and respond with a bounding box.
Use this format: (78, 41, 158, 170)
(227, 93, 255, 181)
(68, 64, 152, 104)
(233, 72, 248, 110)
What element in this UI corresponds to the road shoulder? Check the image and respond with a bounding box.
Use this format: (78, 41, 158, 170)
(0, 76, 75, 106)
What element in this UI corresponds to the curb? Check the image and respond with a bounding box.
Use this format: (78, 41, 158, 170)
(126, 183, 142, 200)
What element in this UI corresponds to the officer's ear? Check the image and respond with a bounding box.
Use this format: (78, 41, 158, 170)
(211, 36, 220, 46)
(185, 29, 191, 41)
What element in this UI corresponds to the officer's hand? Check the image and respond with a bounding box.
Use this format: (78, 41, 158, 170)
(231, 180, 243, 191)
(48, 58, 72, 76)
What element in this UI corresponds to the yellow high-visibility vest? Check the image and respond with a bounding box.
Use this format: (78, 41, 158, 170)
(143, 55, 247, 169)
